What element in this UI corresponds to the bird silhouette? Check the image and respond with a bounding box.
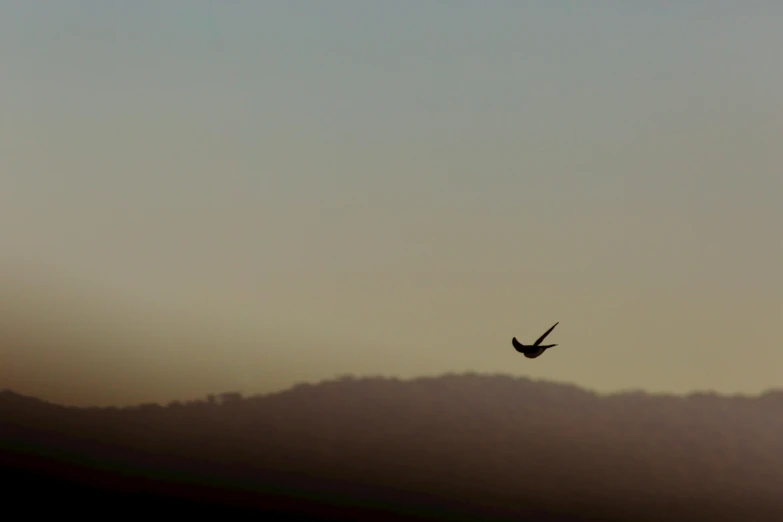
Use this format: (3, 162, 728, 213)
(512, 322, 559, 359)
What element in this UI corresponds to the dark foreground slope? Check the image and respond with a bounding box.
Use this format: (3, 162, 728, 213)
(2, 374, 782, 521)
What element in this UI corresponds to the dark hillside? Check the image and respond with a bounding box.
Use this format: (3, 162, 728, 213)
(2, 374, 782, 521)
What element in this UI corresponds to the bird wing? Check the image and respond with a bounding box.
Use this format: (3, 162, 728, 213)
(533, 322, 559, 346)
(511, 337, 525, 351)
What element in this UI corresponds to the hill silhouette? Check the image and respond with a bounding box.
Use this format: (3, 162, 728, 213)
(2, 374, 783, 521)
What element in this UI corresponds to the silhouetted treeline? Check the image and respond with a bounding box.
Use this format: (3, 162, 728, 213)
(2, 374, 782, 521)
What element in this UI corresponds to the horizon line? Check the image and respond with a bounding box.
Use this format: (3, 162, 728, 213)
(3, 372, 782, 410)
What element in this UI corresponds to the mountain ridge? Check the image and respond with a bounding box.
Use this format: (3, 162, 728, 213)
(4, 372, 783, 411)
(2, 373, 782, 521)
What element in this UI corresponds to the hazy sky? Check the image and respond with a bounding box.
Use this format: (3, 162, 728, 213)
(1, 2, 780, 406)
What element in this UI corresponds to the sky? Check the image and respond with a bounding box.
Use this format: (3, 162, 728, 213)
(1, 2, 780, 407)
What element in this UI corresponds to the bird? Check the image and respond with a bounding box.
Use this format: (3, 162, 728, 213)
(512, 322, 559, 359)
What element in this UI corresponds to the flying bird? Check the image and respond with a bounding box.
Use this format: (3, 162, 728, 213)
(512, 322, 559, 359)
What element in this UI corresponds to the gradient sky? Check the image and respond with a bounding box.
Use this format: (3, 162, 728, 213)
(1, 2, 780, 407)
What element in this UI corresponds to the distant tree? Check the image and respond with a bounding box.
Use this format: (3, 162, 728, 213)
(219, 392, 243, 404)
